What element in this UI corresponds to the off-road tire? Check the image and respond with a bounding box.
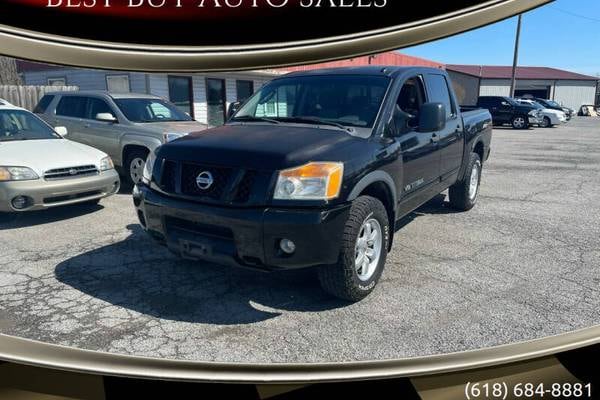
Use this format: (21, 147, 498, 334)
(449, 152, 482, 211)
(318, 196, 390, 302)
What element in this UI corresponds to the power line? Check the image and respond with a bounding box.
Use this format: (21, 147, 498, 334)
(550, 6, 600, 23)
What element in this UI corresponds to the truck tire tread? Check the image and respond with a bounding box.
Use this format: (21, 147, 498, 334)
(449, 152, 482, 211)
(318, 196, 389, 302)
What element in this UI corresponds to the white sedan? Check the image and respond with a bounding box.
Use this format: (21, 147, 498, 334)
(0, 104, 120, 212)
(516, 99, 567, 128)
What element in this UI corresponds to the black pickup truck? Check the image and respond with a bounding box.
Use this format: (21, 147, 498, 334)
(477, 96, 541, 129)
(134, 67, 492, 301)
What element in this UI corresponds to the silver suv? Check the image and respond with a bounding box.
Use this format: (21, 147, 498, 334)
(35, 91, 207, 184)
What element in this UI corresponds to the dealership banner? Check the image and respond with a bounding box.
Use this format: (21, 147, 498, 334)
(0, 0, 549, 71)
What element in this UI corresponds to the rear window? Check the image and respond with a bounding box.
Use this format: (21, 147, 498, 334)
(56, 96, 87, 118)
(33, 95, 55, 114)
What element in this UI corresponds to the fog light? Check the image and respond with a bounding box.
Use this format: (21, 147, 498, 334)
(11, 196, 31, 210)
(279, 239, 296, 254)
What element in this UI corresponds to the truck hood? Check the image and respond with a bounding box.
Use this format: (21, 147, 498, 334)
(157, 123, 366, 170)
(0, 139, 108, 175)
(135, 120, 208, 135)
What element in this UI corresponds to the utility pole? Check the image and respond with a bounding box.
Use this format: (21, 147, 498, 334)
(509, 14, 522, 98)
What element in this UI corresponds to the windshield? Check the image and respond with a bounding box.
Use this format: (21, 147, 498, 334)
(114, 98, 193, 123)
(0, 110, 60, 142)
(521, 101, 543, 109)
(233, 75, 391, 134)
(545, 100, 561, 108)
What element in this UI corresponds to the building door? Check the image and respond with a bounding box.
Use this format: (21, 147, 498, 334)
(206, 78, 226, 126)
(514, 88, 550, 99)
(168, 76, 194, 117)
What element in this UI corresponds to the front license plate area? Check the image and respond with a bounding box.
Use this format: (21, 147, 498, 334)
(179, 238, 213, 260)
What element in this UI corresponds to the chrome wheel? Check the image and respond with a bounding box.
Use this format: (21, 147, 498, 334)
(355, 217, 383, 282)
(512, 116, 526, 129)
(468, 161, 480, 201)
(129, 157, 145, 184)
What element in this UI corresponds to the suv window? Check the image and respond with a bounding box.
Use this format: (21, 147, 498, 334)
(396, 76, 426, 124)
(427, 74, 455, 118)
(56, 96, 87, 118)
(478, 97, 498, 108)
(33, 95, 55, 114)
(87, 98, 114, 120)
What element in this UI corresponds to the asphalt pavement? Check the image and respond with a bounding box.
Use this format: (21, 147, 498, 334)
(1, 118, 599, 364)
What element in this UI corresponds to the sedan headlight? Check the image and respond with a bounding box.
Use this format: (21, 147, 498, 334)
(99, 156, 114, 171)
(142, 151, 157, 185)
(274, 162, 344, 201)
(0, 166, 39, 182)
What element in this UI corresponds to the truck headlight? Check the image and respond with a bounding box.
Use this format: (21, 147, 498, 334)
(142, 151, 157, 185)
(0, 166, 39, 182)
(274, 162, 344, 200)
(99, 156, 114, 171)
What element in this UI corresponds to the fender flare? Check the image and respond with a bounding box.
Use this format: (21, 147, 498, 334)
(347, 170, 398, 216)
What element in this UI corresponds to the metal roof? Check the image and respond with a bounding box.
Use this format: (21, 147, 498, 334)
(447, 65, 598, 81)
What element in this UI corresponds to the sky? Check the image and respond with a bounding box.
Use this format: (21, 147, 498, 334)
(402, 0, 600, 76)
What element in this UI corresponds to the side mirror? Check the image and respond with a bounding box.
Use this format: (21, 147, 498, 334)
(418, 102, 446, 133)
(96, 113, 118, 123)
(227, 101, 242, 120)
(55, 126, 68, 137)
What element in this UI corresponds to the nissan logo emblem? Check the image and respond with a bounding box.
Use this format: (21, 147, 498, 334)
(196, 171, 214, 190)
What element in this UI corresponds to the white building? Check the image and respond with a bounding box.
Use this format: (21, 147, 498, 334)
(447, 65, 599, 110)
(18, 61, 281, 126)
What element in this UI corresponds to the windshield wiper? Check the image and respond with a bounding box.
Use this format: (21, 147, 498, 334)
(276, 116, 354, 132)
(231, 116, 281, 124)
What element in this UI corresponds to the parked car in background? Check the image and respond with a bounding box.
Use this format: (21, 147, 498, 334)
(534, 98, 574, 120)
(134, 66, 492, 301)
(34, 91, 208, 185)
(0, 103, 120, 212)
(516, 98, 567, 127)
(477, 96, 542, 129)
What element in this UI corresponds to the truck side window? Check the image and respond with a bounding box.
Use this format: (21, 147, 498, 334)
(427, 74, 456, 119)
(396, 77, 426, 129)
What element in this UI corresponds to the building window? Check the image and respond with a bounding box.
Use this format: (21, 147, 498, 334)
(47, 77, 66, 86)
(206, 78, 226, 126)
(106, 75, 131, 93)
(168, 76, 194, 118)
(236, 80, 254, 102)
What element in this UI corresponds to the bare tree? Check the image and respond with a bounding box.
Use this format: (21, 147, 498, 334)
(0, 56, 22, 85)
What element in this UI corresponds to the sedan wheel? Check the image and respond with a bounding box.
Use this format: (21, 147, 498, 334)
(540, 116, 551, 128)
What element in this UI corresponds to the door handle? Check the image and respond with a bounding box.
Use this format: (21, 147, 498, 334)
(431, 134, 440, 143)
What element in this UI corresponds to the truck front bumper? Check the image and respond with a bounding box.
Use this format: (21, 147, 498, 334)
(134, 185, 351, 271)
(0, 170, 120, 212)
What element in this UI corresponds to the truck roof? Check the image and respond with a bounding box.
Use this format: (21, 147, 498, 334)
(43, 90, 161, 100)
(283, 66, 446, 78)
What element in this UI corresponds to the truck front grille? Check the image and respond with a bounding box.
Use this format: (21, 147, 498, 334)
(44, 165, 99, 180)
(158, 160, 260, 205)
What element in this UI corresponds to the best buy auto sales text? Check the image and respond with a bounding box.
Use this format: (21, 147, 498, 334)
(47, 0, 387, 8)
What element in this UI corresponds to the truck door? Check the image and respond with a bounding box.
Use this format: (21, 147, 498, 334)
(394, 76, 440, 196)
(424, 73, 464, 179)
